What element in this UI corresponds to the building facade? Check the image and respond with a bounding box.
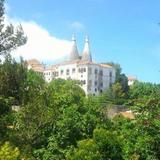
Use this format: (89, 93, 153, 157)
(28, 35, 116, 95)
(127, 76, 137, 86)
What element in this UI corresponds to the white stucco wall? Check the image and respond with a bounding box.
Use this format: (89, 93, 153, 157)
(43, 62, 115, 95)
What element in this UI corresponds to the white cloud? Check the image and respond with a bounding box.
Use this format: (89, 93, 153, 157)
(5, 17, 72, 62)
(71, 21, 85, 31)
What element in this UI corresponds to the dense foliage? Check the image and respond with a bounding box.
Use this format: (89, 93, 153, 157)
(1, 1, 160, 159)
(1, 57, 160, 160)
(0, 0, 26, 55)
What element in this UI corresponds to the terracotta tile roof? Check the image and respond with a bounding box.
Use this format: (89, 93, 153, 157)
(32, 66, 44, 72)
(46, 60, 114, 69)
(27, 59, 44, 72)
(78, 61, 113, 68)
(78, 61, 97, 65)
(50, 60, 80, 68)
(128, 76, 137, 81)
(100, 64, 113, 68)
(120, 111, 135, 119)
(27, 59, 41, 65)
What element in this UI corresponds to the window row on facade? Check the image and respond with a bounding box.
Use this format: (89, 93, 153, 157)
(88, 80, 103, 87)
(44, 68, 113, 77)
(87, 86, 103, 93)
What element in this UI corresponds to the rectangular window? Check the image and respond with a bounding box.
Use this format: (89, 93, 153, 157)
(78, 68, 86, 73)
(88, 67, 92, 74)
(78, 68, 82, 73)
(88, 80, 92, 89)
(88, 80, 92, 86)
(61, 70, 64, 75)
(88, 86, 91, 91)
(99, 70, 103, 76)
(81, 80, 86, 85)
(52, 72, 55, 76)
(95, 69, 98, 74)
(55, 72, 59, 77)
(66, 69, 70, 75)
(109, 71, 112, 77)
(72, 68, 76, 73)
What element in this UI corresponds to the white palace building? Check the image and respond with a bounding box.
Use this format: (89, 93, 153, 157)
(27, 35, 116, 95)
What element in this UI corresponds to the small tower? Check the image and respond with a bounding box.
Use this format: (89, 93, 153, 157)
(69, 34, 80, 61)
(81, 36, 92, 62)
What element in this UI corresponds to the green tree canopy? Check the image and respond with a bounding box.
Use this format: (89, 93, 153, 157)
(0, 55, 27, 104)
(105, 62, 129, 94)
(0, 0, 27, 56)
(129, 81, 160, 99)
(0, 141, 20, 160)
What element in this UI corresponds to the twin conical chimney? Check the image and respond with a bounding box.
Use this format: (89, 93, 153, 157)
(81, 36, 92, 62)
(69, 35, 92, 62)
(69, 34, 79, 61)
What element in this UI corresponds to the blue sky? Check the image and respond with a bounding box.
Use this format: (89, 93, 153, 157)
(7, 0, 160, 83)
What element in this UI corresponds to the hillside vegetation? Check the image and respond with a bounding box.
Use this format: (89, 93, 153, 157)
(1, 0, 160, 159)
(1, 56, 160, 160)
